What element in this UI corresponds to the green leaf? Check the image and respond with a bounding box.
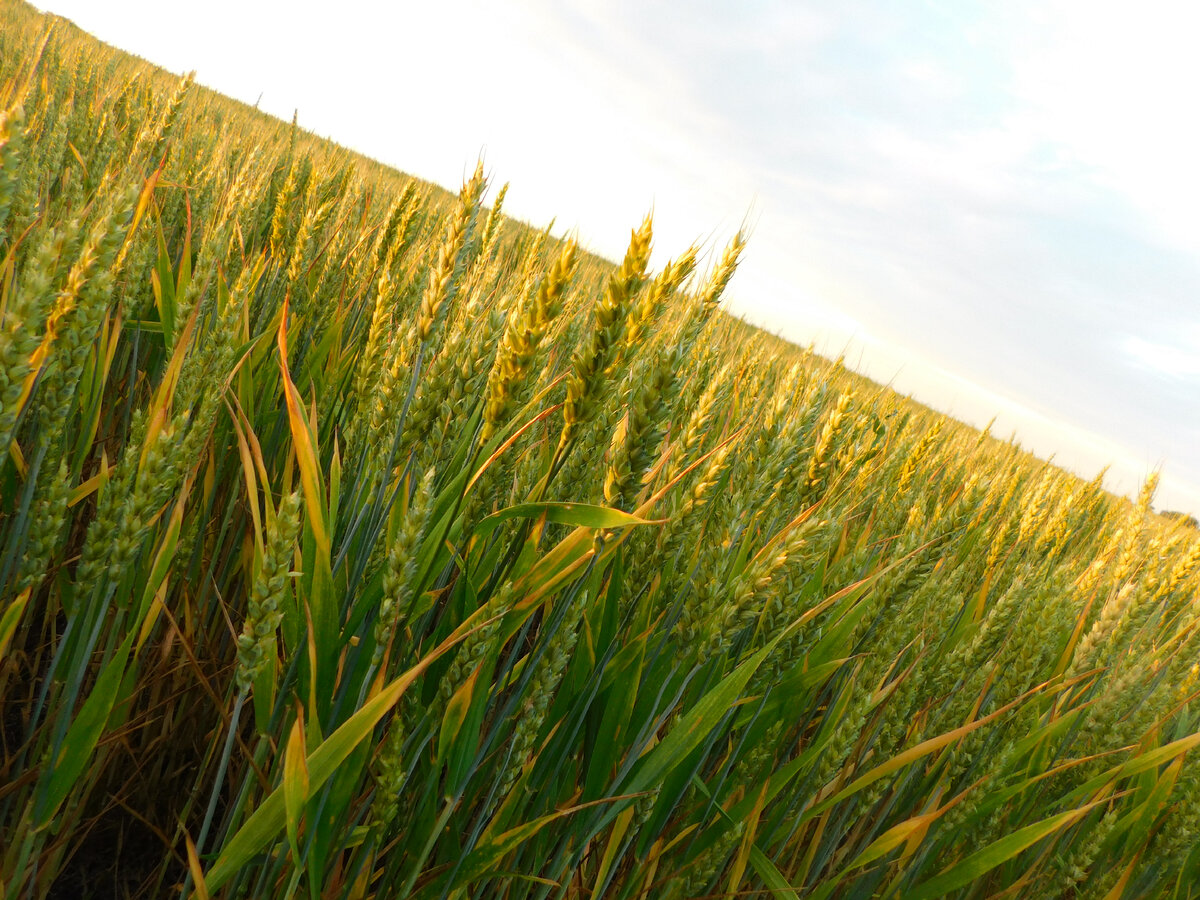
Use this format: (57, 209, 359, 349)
(438, 653, 495, 799)
(732, 658, 847, 730)
(202, 626, 468, 893)
(152, 220, 176, 348)
(1061, 730, 1200, 808)
(624, 642, 772, 797)
(34, 630, 136, 827)
(451, 799, 619, 891)
(748, 846, 801, 900)
(905, 799, 1107, 900)
(584, 631, 648, 799)
(690, 771, 801, 900)
(474, 502, 661, 541)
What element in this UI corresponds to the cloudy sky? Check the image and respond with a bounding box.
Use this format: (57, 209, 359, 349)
(34, 0, 1200, 513)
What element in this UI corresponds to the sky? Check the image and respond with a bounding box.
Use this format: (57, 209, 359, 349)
(31, 0, 1200, 514)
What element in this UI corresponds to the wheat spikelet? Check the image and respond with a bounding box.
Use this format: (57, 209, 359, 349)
(558, 213, 652, 453)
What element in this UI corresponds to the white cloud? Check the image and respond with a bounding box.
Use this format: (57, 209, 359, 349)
(1010, 0, 1200, 254)
(1123, 335, 1200, 379)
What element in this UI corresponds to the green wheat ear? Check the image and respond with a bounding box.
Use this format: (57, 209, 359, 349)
(559, 213, 652, 453)
(236, 491, 303, 694)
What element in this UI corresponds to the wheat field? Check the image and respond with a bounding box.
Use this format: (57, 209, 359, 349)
(1, 3, 1198, 898)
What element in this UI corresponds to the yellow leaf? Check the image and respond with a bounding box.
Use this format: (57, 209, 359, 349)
(68, 451, 110, 507)
(1, 588, 31, 660)
(7, 438, 25, 478)
(185, 832, 210, 900)
(284, 713, 309, 865)
(727, 781, 769, 895)
(277, 298, 329, 557)
(438, 663, 482, 767)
